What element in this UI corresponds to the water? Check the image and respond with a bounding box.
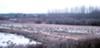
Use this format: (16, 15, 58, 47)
(0, 32, 41, 47)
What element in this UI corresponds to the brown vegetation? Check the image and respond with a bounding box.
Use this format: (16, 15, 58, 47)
(0, 23, 100, 48)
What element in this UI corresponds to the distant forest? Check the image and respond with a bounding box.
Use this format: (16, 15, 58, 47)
(0, 7, 100, 26)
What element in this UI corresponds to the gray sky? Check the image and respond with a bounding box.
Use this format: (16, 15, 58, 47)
(0, 0, 100, 13)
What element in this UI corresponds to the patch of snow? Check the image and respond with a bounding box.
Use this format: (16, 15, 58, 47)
(0, 32, 41, 47)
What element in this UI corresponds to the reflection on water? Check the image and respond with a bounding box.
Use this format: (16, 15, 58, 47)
(0, 32, 41, 48)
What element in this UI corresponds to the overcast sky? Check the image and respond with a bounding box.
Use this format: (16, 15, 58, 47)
(0, 0, 100, 13)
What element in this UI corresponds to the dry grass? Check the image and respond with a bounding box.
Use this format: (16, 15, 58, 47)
(0, 23, 100, 48)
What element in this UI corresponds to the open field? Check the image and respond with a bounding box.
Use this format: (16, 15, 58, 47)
(0, 23, 100, 48)
(0, 23, 100, 34)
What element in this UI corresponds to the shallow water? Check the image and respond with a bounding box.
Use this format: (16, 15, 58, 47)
(0, 32, 41, 47)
